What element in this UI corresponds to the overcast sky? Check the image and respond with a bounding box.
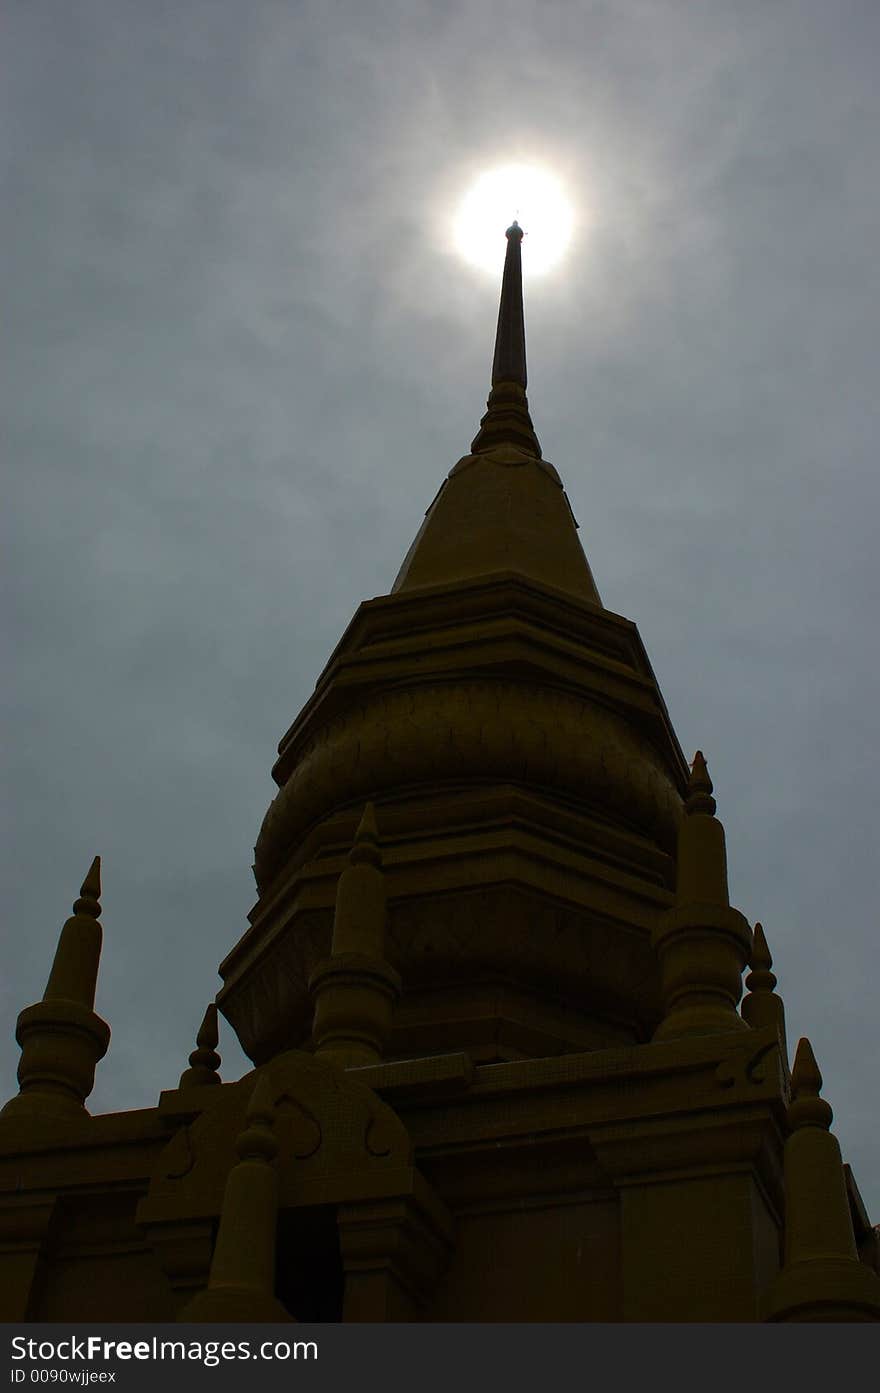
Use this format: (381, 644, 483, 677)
(3, 2, 878, 1215)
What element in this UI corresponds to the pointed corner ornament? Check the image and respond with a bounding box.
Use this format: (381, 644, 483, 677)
(350, 801, 381, 868)
(686, 751, 716, 816)
(309, 802, 402, 1069)
(178, 1072, 292, 1323)
(742, 922, 788, 1060)
(178, 1003, 222, 1089)
(74, 856, 102, 919)
(764, 1036, 880, 1321)
(652, 753, 751, 1040)
(750, 921, 773, 973)
(788, 1036, 831, 1131)
(2, 858, 111, 1125)
(470, 221, 542, 458)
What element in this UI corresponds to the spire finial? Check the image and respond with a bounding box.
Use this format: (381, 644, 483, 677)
(177, 1070, 292, 1322)
(310, 801, 401, 1068)
(750, 921, 773, 974)
(178, 1002, 222, 1088)
(2, 858, 110, 1122)
(73, 855, 101, 919)
(764, 1033, 880, 1319)
(686, 751, 716, 816)
(470, 223, 542, 457)
(350, 800, 381, 868)
(789, 1037, 833, 1131)
(652, 750, 751, 1040)
(741, 922, 789, 1060)
(491, 219, 527, 390)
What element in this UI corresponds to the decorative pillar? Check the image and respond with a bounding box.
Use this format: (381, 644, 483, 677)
(178, 1003, 222, 1088)
(178, 1075, 292, 1322)
(309, 803, 401, 1069)
(764, 1038, 880, 1321)
(653, 752, 751, 1039)
(2, 857, 110, 1123)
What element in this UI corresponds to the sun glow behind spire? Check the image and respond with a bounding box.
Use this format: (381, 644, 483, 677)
(453, 164, 574, 276)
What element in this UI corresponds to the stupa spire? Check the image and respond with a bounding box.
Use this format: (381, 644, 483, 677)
(652, 752, 751, 1039)
(2, 856, 111, 1123)
(491, 220, 527, 388)
(470, 222, 543, 458)
(764, 1038, 880, 1321)
(309, 802, 401, 1069)
(178, 1074, 292, 1322)
(178, 1002, 222, 1089)
(741, 921, 788, 1062)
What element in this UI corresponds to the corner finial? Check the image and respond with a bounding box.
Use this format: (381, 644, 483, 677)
(652, 747, 751, 1040)
(2, 858, 111, 1122)
(310, 801, 401, 1068)
(750, 921, 773, 975)
(742, 922, 788, 1060)
(73, 856, 101, 919)
(686, 751, 716, 816)
(178, 1002, 222, 1088)
(350, 801, 381, 868)
(177, 1071, 292, 1322)
(764, 1032, 880, 1319)
(789, 1037, 833, 1131)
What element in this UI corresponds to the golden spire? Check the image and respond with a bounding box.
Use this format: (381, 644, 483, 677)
(349, 800, 381, 870)
(764, 1038, 880, 1321)
(788, 1036, 832, 1131)
(44, 855, 103, 1008)
(309, 802, 401, 1068)
(491, 221, 528, 389)
(330, 801, 385, 958)
(178, 1003, 222, 1089)
(676, 751, 728, 904)
(741, 922, 788, 1061)
(178, 1074, 292, 1322)
(391, 222, 600, 601)
(2, 857, 110, 1123)
(470, 221, 543, 458)
(652, 753, 751, 1039)
(685, 750, 715, 815)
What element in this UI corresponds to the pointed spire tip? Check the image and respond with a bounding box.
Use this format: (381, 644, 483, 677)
(792, 1037, 822, 1095)
(470, 217, 542, 457)
(350, 800, 382, 867)
(751, 922, 772, 971)
(685, 751, 716, 815)
(789, 1036, 833, 1130)
(73, 855, 102, 918)
(196, 1002, 219, 1050)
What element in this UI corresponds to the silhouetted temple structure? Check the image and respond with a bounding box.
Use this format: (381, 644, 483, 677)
(2, 225, 878, 1322)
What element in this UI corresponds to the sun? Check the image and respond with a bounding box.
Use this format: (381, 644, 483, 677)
(453, 164, 574, 277)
